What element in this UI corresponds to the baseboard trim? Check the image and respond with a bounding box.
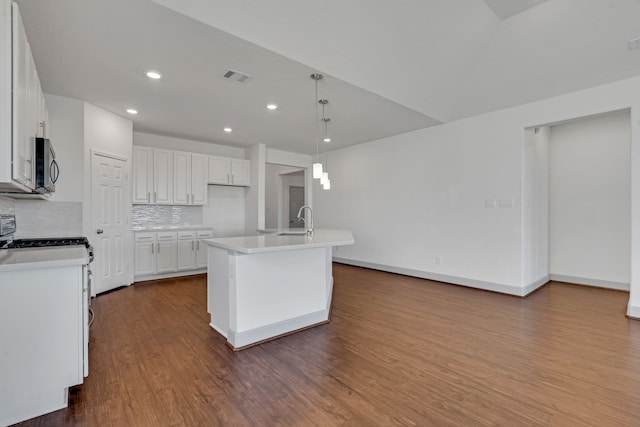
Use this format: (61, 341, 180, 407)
(134, 269, 206, 283)
(333, 257, 527, 296)
(522, 275, 550, 296)
(227, 309, 329, 349)
(626, 303, 640, 319)
(549, 274, 629, 291)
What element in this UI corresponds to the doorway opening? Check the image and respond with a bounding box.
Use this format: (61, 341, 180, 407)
(265, 164, 306, 230)
(523, 109, 631, 291)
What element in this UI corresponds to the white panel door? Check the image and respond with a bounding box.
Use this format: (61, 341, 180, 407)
(191, 153, 208, 205)
(173, 151, 191, 205)
(156, 241, 177, 273)
(132, 146, 153, 204)
(208, 155, 230, 184)
(153, 149, 173, 204)
(134, 242, 155, 276)
(177, 240, 196, 270)
(92, 152, 131, 294)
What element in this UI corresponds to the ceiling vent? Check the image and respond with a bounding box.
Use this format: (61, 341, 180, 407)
(221, 69, 253, 84)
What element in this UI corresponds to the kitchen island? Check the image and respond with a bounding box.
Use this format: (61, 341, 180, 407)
(203, 229, 354, 350)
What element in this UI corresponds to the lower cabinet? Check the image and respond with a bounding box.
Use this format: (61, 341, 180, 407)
(156, 233, 177, 273)
(134, 229, 213, 280)
(177, 231, 196, 271)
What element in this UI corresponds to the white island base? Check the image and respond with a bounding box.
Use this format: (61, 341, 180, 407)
(204, 229, 353, 350)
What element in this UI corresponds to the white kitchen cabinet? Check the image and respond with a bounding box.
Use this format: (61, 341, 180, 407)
(133, 232, 156, 276)
(156, 231, 177, 273)
(132, 146, 153, 204)
(0, 255, 87, 426)
(177, 231, 196, 271)
(196, 229, 214, 268)
(208, 155, 250, 187)
(173, 151, 208, 205)
(153, 149, 173, 204)
(0, 1, 49, 194)
(134, 228, 213, 280)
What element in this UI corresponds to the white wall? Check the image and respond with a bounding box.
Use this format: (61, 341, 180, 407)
(549, 111, 630, 289)
(245, 144, 265, 232)
(134, 132, 246, 158)
(316, 75, 640, 302)
(202, 185, 246, 237)
(45, 94, 84, 202)
(521, 126, 550, 290)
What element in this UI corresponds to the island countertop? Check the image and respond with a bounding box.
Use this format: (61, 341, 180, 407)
(202, 229, 354, 254)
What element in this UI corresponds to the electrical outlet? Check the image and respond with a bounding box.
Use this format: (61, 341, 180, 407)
(435, 256, 442, 265)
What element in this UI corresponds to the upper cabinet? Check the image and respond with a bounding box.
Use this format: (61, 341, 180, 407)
(173, 151, 208, 205)
(0, 1, 49, 193)
(133, 146, 236, 205)
(132, 146, 174, 204)
(208, 156, 250, 187)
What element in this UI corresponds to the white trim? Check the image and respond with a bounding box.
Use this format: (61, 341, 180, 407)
(627, 303, 640, 319)
(333, 257, 528, 296)
(90, 148, 128, 162)
(522, 275, 550, 296)
(134, 269, 206, 283)
(227, 309, 328, 349)
(549, 274, 629, 291)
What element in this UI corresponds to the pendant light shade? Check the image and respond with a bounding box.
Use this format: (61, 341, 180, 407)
(321, 172, 329, 185)
(323, 178, 331, 190)
(313, 162, 323, 179)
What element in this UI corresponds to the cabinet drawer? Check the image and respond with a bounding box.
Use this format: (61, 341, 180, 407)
(134, 232, 156, 242)
(177, 231, 196, 240)
(196, 230, 214, 239)
(156, 231, 177, 241)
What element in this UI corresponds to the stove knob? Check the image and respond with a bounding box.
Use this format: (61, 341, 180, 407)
(96, 229, 104, 234)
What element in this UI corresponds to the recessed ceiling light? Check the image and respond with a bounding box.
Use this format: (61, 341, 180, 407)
(323, 137, 331, 143)
(266, 104, 278, 110)
(146, 71, 162, 79)
(126, 109, 138, 115)
(223, 127, 232, 133)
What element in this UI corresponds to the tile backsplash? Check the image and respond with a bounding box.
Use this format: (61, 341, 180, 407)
(132, 205, 202, 229)
(0, 196, 15, 216)
(14, 200, 83, 238)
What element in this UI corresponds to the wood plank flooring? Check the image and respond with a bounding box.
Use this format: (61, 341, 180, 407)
(15, 264, 640, 426)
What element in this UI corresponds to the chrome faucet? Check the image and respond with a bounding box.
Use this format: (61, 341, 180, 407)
(296, 205, 313, 236)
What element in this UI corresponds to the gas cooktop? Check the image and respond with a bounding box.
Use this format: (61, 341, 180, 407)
(7, 237, 91, 249)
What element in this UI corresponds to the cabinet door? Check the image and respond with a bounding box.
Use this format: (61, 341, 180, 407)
(11, 4, 33, 188)
(156, 241, 177, 273)
(196, 240, 209, 268)
(173, 151, 191, 205)
(191, 153, 208, 205)
(196, 230, 213, 268)
(208, 155, 230, 185)
(230, 159, 250, 186)
(153, 149, 173, 204)
(177, 240, 196, 271)
(134, 242, 155, 276)
(132, 146, 153, 204)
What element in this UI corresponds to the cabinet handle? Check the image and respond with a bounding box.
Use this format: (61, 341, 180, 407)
(154, 192, 157, 203)
(157, 242, 160, 253)
(197, 240, 200, 251)
(192, 241, 195, 251)
(231, 174, 235, 185)
(151, 243, 154, 254)
(227, 174, 230, 184)
(147, 192, 150, 202)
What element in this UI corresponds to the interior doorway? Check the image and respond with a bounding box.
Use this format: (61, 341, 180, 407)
(523, 109, 631, 291)
(289, 186, 305, 228)
(265, 164, 306, 229)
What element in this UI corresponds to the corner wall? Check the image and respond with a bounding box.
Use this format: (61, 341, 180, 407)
(316, 76, 640, 303)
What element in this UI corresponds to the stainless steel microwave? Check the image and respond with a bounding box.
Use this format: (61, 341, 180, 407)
(34, 137, 59, 194)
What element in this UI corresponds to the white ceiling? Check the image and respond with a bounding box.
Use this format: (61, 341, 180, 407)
(16, 0, 640, 155)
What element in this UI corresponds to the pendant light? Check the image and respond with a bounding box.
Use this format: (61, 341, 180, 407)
(321, 116, 331, 190)
(311, 73, 324, 179)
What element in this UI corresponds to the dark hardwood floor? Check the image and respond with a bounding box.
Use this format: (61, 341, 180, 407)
(15, 264, 640, 426)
